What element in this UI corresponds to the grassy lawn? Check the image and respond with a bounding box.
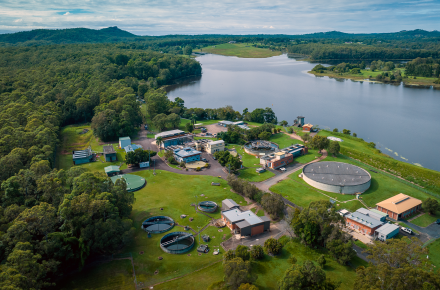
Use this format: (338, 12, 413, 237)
(227, 144, 275, 182)
(428, 239, 440, 269)
(354, 240, 368, 250)
(270, 168, 362, 212)
(157, 238, 361, 289)
(62, 170, 247, 288)
(410, 212, 439, 227)
(196, 43, 282, 58)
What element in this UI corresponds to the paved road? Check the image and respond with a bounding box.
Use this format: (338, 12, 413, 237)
(399, 219, 440, 243)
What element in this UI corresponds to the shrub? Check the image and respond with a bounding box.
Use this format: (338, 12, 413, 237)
(261, 193, 284, 218)
(179, 161, 186, 168)
(287, 127, 293, 134)
(196, 167, 201, 171)
(317, 254, 326, 268)
(333, 128, 338, 133)
(204, 163, 209, 168)
(353, 133, 357, 137)
(235, 245, 250, 261)
(264, 238, 283, 255)
(287, 255, 297, 264)
(250, 245, 264, 260)
(223, 249, 235, 262)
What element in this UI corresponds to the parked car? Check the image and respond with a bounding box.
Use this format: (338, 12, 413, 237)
(213, 156, 217, 160)
(279, 167, 286, 172)
(436, 219, 440, 225)
(202, 158, 207, 162)
(400, 226, 412, 235)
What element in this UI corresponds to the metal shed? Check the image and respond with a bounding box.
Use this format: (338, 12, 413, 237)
(103, 145, 117, 162)
(104, 165, 120, 177)
(222, 199, 240, 211)
(375, 223, 400, 241)
(119, 137, 131, 149)
(72, 147, 93, 165)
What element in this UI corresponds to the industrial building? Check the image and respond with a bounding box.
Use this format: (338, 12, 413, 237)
(205, 140, 225, 154)
(259, 144, 306, 169)
(294, 116, 305, 127)
(103, 145, 117, 162)
(376, 193, 422, 220)
(302, 123, 314, 132)
(218, 120, 234, 127)
(72, 147, 94, 165)
(301, 161, 371, 194)
(173, 147, 202, 163)
(124, 144, 143, 153)
(119, 137, 131, 149)
(218, 120, 248, 129)
(345, 211, 384, 236)
(155, 130, 192, 148)
(104, 165, 120, 176)
(222, 199, 240, 211)
(355, 208, 387, 222)
(375, 223, 400, 241)
(221, 206, 271, 237)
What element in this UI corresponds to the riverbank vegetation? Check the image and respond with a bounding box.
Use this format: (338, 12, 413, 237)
(310, 58, 440, 87)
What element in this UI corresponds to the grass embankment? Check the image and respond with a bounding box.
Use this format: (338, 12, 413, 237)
(157, 238, 365, 289)
(411, 212, 439, 227)
(428, 239, 440, 269)
(60, 170, 247, 289)
(196, 43, 282, 58)
(309, 68, 439, 88)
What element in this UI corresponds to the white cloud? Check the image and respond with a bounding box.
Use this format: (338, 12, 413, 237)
(0, 0, 439, 35)
(14, 19, 22, 22)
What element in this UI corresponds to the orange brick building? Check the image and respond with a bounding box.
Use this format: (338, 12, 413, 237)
(265, 152, 293, 169)
(376, 193, 422, 220)
(345, 211, 384, 236)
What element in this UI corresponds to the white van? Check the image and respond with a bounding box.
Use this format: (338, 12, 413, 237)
(400, 226, 412, 235)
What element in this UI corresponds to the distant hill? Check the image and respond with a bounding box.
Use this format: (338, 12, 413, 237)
(0, 26, 140, 45)
(288, 29, 440, 39)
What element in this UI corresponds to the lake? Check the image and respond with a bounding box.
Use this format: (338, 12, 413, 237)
(166, 54, 440, 171)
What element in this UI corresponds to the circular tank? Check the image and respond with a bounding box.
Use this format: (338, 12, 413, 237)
(302, 161, 371, 194)
(160, 232, 195, 254)
(198, 201, 218, 213)
(141, 216, 174, 234)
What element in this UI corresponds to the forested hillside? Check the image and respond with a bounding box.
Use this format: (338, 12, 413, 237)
(0, 43, 201, 289)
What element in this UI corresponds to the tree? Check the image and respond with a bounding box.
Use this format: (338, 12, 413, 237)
(185, 122, 194, 133)
(342, 129, 351, 135)
(261, 193, 284, 218)
(152, 113, 168, 131)
(423, 198, 439, 215)
(238, 283, 259, 290)
(353, 133, 357, 137)
(355, 237, 439, 290)
(301, 133, 311, 143)
(167, 113, 181, 129)
(235, 245, 250, 261)
(309, 135, 330, 153)
(333, 128, 338, 132)
(287, 127, 293, 134)
(183, 45, 193, 55)
(224, 249, 235, 261)
(327, 141, 340, 157)
(145, 90, 170, 118)
(223, 257, 256, 290)
(250, 245, 264, 260)
(278, 260, 340, 290)
(258, 131, 271, 141)
(279, 120, 288, 126)
(226, 155, 242, 172)
(263, 238, 283, 255)
(317, 254, 326, 268)
(156, 136, 163, 149)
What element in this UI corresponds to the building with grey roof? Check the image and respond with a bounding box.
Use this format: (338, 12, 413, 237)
(356, 208, 387, 222)
(221, 205, 270, 237)
(173, 147, 201, 163)
(375, 223, 400, 241)
(345, 210, 384, 236)
(155, 129, 192, 148)
(222, 199, 240, 211)
(72, 146, 94, 165)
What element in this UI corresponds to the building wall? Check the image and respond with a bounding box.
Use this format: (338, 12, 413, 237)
(377, 205, 421, 220)
(73, 156, 92, 165)
(268, 155, 293, 169)
(119, 140, 131, 149)
(251, 224, 264, 236)
(346, 218, 382, 235)
(303, 126, 312, 132)
(303, 173, 371, 194)
(105, 153, 117, 162)
(222, 215, 238, 230)
(207, 143, 225, 154)
(378, 227, 399, 240)
(175, 153, 201, 163)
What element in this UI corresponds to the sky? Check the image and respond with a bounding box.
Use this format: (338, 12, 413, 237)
(1, 0, 440, 35)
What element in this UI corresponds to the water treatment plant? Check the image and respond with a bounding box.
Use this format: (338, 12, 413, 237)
(301, 161, 371, 194)
(110, 174, 146, 192)
(198, 201, 218, 213)
(160, 232, 195, 254)
(141, 216, 175, 233)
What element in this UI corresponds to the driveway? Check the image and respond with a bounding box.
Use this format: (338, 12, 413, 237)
(399, 220, 440, 243)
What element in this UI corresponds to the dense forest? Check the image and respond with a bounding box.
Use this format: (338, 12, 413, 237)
(0, 43, 201, 289)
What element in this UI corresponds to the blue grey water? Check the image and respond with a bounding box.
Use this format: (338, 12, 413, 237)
(166, 54, 440, 172)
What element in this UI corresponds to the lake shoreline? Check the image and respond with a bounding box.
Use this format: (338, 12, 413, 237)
(308, 70, 440, 89)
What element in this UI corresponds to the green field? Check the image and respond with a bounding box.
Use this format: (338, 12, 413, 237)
(270, 154, 436, 213)
(197, 43, 282, 58)
(410, 213, 439, 227)
(428, 239, 440, 269)
(60, 170, 250, 289)
(157, 238, 364, 290)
